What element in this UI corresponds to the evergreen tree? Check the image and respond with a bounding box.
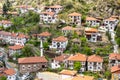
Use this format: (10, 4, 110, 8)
(2, 3, 8, 16)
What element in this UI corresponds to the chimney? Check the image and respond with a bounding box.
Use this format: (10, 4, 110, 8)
(40, 39, 43, 57)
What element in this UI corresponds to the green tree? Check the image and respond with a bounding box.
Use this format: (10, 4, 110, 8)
(2, 3, 8, 16)
(104, 71, 111, 79)
(74, 61, 81, 71)
(0, 76, 7, 80)
(80, 37, 87, 47)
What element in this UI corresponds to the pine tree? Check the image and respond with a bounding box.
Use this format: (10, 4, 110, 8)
(2, 3, 8, 16)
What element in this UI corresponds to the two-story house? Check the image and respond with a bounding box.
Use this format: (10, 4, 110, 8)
(8, 45, 24, 56)
(45, 5, 63, 14)
(87, 54, 103, 72)
(62, 26, 73, 36)
(18, 56, 48, 74)
(86, 17, 100, 27)
(0, 31, 29, 45)
(0, 20, 12, 28)
(67, 53, 87, 72)
(40, 12, 57, 23)
(103, 17, 119, 32)
(111, 65, 120, 80)
(49, 36, 68, 52)
(85, 28, 102, 42)
(109, 53, 120, 68)
(68, 12, 82, 26)
(51, 54, 69, 69)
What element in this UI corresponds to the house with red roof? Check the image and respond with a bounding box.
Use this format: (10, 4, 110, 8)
(62, 26, 73, 36)
(87, 54, 103, 72)
(18, 56, 48, 74)
(67, 53, 87, 72)
(8, 45, 24, 56)
(49, 36, 68, 53)
(0, 68, 16, 80)
(0, 20, 12, 28)
(111, 65, 120, 80)
(40, 12, 58, 23)
(85, 28, 102, 42)
(0, 31, 29, 45)
(68, 12, 82, 26)
(51, 54, 69, 69)
(109, 53, 120, 68)
(86, 17, 101, 27)
(103, 16, 119, 32)
(37, 31, 51, 41)
(45, 5, 63, 13)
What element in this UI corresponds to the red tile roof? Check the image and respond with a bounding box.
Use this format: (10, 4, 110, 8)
(60, 70, 77, 76)
(72, 75, 94, 80)
(37, 31, 51, 37)
(86, 17, 98, 21)
(68, 12, 81, 16)
(18, 56, 48, 64)
(109, 53, 120, 60)
(85, 28, 98, 33)
(67, 53, 87, 62)
(9, 45, 24, 50)
(62, 26, 73, 30)
(4, 69, 16, 76)
(53, 36, 68, 42)
(111, 65, 120, 73)
(53, 54, 69, 62)
(40, 12, 55, 16)
(105, 17, 117, 21)
(87, 54, 103, 62)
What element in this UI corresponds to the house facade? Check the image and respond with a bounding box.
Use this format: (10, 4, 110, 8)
(0, 31, 29, 45)
(0, 20, 12, 28)
(86, 17, 100, 27)
(40, 12, 57, 23)
(51, 54, 69, 69)
(111, 65, 120, 80)
(8, 45, 24, 56)
(85, 28, 102, 42)
(103, 17, 119, 32)
(87, 54, 103, 72)
(68, 12, 82, 26)
(18, 56, 48, 74)
(62, 26, 73, 36)
(45, 5, 63, 13)
(109, 53, 120, 68)
(67, 53, 87, 72)
(49, 36, 68, 52)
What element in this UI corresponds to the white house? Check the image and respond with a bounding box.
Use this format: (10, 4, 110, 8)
(86, 17, 100, 27)
(49, 36, 68, 52)
(62, 26, 73, 36)
(67, 53, 87, 72)
(4, 68, 16, 80)
(51, 54, 69, 69)
(103, 17, 119, 32)
(8, 45, 24, 56)
(109, 53, 120, 68)
(68, 12, 82, 26)
(85, 28, 102, 42)
(45, 5, 63, 14)
(0, 31, 29, 45)
(16, 5, 34, 14)
(59, 70, 77, 80)
(0, 20, 12, 28)
(87, 54, 103, 72)
(40, 12, 58, 23)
